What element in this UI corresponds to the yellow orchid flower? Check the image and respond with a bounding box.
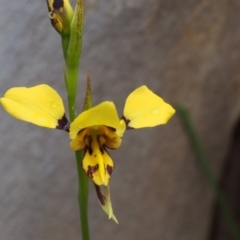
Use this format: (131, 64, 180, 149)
(0, 84, 175, 222)
(70, 102, 126, 186)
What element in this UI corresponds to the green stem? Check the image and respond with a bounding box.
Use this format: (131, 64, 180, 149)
(63, 0, 89, 238)
(68, 93, 90, 240)
(176, 105, 240, 240)
(75, 151, 90, 240)
(67, 66, 78, 120)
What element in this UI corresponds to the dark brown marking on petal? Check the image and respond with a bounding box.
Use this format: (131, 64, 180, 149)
(106, 165, 113, 175)
(86, 164, 99, 179)
(56, 114, 70, 132)
(53, 0, 64, 10)
(77, 128, 86, 136)
(121, 116, 130, 125)
(94, 184, 106, 206)
(86, 146, 93, 155)
(104, 149, 114, 174)
(97, 135, 104, 155)
(86, 136, 93, 155)
(121, 116, 135, 130)
(104, 126, 116, 132)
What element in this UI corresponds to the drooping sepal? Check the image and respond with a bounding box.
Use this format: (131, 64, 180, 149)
(123, 86, 175, 129)
(95, 184, 118, 223)
(0, 84, 69, 130)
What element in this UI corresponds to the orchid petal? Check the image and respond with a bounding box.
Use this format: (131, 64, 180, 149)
(98, 126, 122, 149)
(70, 102, 125, 139)
(123, 86, 175, 129)
(70, 128, 87, 151)
(0, 84, 68, 130)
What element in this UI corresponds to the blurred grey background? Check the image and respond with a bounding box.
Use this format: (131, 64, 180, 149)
(0, 0, 240, 239)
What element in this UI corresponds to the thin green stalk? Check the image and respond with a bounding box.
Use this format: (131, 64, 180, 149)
(63, 0, 89, 239)
(176, 105, 240, 240)
(75, 150, 90, 240)
(47, 0, 88, 238)
(67, 67, 79, 120)
(68, 87, 90, 240)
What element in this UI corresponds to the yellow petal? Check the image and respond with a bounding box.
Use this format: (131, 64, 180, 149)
(70, 129, 87, 151)
(82, 137, 114, 186)
(70, 102, 125, 139)
(95, 185, 118, 223)
(99, 126, 122, 149)
(123, 86, 175, 129)
(0, 84, 67, 129)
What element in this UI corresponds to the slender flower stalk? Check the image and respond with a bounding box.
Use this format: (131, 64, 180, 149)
(46, 0, 89, 238)
(75, 75, 92, 240)
(63, 0, 90, 238)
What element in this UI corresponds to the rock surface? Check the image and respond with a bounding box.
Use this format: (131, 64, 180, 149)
(0, 0, 239, 239)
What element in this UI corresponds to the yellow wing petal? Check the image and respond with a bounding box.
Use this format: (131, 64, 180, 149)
(0, 84, 67, 129)
(123, 86, 175, 129)
(70, 101, 125, 139)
